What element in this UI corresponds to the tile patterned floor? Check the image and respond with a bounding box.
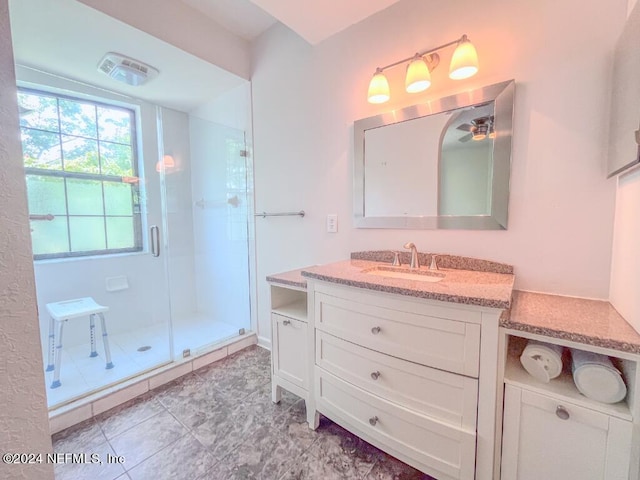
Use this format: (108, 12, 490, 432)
(52, 346, 434, 480)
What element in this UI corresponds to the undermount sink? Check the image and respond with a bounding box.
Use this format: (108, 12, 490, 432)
(363, 266, 445, 283)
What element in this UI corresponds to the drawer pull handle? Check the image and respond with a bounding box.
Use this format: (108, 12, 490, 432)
(556, 405, 570, 420)
(369, 416, 379, 426)
(371, 326, 381, 335)
(370, 371, 380, 380)
(282, 319, 291, 326)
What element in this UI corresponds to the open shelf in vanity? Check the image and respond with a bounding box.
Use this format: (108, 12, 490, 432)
(503, 334, 634, 421)
(271, 287, 307, 321)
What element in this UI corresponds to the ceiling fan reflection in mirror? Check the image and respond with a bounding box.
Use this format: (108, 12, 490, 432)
(457, 115, 495, 142)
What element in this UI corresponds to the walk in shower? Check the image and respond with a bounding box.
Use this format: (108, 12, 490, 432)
(10, 0, 255, 408)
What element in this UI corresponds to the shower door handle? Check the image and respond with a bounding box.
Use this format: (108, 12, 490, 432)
(150, 225, 160, 257)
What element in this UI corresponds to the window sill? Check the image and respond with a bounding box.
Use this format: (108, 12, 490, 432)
(34, 250, 148, 265)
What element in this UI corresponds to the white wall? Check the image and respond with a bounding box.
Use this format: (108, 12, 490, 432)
(364, 114, 445, 216)
(0, 0, 54, 476)
(191, 83, 252, 132)
(251, 0, 626, 342)
(440, 142, 493, 215)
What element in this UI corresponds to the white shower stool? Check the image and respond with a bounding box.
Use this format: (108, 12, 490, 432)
(45, 297, 114, 389)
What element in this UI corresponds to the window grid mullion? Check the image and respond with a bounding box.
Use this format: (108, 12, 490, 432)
(95, 103, 110, 249)
(19, 125, 131, 147)
(102, 181, 109, 249)
(24, 167, 126, 183)
(56, 97, 73, 254)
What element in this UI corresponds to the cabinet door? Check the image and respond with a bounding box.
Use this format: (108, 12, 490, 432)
(272, 313, 308, 388)
(501, 385, 632, 480)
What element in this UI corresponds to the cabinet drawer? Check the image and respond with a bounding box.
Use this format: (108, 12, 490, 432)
(315, 292, 480, 376)
(501, 385, 632, 480)
(316, 368, 476, 480)
(316, 331, 478, 430)
(272, 314, 308, 389)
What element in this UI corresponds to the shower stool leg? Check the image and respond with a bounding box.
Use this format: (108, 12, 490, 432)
(99, 313, 114, 369)
(51, 320, 65, 389)
(46, 315, 55, 371)
(89, 314, 98, 357)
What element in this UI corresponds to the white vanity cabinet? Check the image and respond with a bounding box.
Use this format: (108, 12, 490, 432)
(307, 281, 505, 480)
(500, 333, 639, 480)
(269, 282, 310, 405)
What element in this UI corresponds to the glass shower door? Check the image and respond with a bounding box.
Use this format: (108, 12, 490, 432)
(160, 107, 252, 356)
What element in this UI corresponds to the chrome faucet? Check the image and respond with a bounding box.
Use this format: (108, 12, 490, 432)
(403, 242, 419, 269)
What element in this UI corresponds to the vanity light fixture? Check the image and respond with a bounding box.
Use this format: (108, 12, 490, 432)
(367, 34, 479, 104)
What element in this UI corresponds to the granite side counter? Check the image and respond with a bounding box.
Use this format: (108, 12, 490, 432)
(266, 267, 310, 291)
(502, 291, 640, 355)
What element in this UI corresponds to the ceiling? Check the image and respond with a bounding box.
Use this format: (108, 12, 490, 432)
(8, 0, 403, 112)
(9, 0, 247, 112)
(179, 0, 278, 40)
(181, 0, 402, 45)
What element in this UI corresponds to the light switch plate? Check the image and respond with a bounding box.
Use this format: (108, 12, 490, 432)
(327, 214, 338, 233)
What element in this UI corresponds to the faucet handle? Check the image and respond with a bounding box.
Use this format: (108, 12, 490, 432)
(391, 251, 401, 266)
(429, 255, 439, 271)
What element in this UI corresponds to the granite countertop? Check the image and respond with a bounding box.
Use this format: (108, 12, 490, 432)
(266, 267, 309, 290)
(301, 259, 515, 309)
(266, 260, 640, 355)
(503, 291, 640, 354)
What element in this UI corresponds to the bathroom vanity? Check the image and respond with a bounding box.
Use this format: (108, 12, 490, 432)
(267, 253, 640, 480)
(269, 252, 514, 480)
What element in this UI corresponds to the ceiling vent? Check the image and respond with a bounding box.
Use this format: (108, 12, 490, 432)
(98, 52, 159, 86)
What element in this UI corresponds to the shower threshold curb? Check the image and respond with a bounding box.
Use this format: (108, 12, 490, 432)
(48, 332, 259, 434)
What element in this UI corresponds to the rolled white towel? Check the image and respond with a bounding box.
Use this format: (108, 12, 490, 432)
(571, 349, 627, 404)
(519, 340, 564, 383)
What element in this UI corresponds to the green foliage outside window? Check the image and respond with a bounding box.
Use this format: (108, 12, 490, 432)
(19, 89, 142, 259)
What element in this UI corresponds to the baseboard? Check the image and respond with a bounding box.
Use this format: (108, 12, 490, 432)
(257, 335, 272, 351)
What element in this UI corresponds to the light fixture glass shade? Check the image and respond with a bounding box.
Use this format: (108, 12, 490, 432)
(367, 70, 390, 104)
(449, 37, 479, 80)
(405, 56, 431, 93)
(156, 154, 176, 172)
(472, 125, 488, 141)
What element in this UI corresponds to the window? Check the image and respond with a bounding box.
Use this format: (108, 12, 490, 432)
(18, 88, 142, 259)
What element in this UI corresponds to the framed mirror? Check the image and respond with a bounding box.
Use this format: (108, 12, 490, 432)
(354, 80, 515, 229)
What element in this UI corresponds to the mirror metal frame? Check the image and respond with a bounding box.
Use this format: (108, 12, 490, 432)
(354, 79, 515, 229)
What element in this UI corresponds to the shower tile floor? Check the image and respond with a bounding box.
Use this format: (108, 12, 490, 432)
(44, 317, 240, 408)
(51, 345, 434, 480)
